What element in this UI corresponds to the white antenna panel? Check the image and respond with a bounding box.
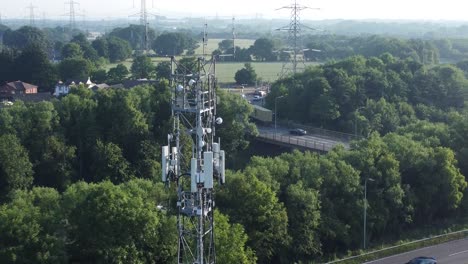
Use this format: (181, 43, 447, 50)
(219, 150, 225, 185)
(162, 146, 169, 182)
(191, 158, 198, 193)
(204, 152, 214, 189)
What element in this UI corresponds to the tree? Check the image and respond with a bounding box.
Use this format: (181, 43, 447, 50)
(152, 32, 196, 56)
(216, 90, 258, 155)
(218, 39, 234, 53)
(58, 57, 94, 80)
(3, 26, 50, 51)
(217, 171, 290, 263)
(90, 140, 134, 184)
(250, 38, 276, 61)
(0, 188, 65, 263)
(155, 61, 171, 80)
(70, 33, 99, 61)
(107, 36, 132, 63)
(92, 37, 109, 58)
(0, 134, 33, 201)
(63, 180, 177, 263)
(0, 49, 17, 83)
(33, 136, 76, 192)
(284, 182, 321, 260)
(91, 69, 107, 83)
(131, 55, 155, 79)
(107, 63, 129, 84)
(13, 44, 58, 91)
(109, 25, 157, 50)
(61, 42, 84, 59)
(234, 63, 257, 85)
(215, 210, 257, 263)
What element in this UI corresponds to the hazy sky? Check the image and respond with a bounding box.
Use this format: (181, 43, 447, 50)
(2, 0, 468, 21)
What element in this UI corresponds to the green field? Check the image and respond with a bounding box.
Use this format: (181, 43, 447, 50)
(194, 38, 255, 56)
(106, 59, 319, 84)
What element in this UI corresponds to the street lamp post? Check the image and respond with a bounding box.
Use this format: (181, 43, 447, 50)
(275, 95, 285, 133)
(363, 177, 375, 250)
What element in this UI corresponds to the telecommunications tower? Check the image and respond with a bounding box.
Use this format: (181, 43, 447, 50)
(162, 27, 225, 264)
(277, 0, 319, 77)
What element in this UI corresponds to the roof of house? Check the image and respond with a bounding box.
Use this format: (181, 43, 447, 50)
(91, 83, 110, 90)
(1, 81, 38, 92)
(57, 77, 94, 86)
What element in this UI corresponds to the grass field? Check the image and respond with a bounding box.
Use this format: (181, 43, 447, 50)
(194, 38, 255, 55)
(106, 59, 319, 84)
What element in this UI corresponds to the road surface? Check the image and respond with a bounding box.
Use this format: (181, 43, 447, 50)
(365, 238, 468, 264)
(257, 126, 350, 151)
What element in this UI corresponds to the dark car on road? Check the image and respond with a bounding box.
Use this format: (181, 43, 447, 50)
(289, 128, 307, 136)
(406, 256, 437, 264)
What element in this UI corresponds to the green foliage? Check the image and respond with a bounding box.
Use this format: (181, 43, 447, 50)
(61, 42, 84, 59)
(63, 180, 177, 263)
(267, 55, 468, 134)
(91, 69, 107, 83)
(250, 38, 276, 61)
(107, 63, 129, 84)
(0, 134, 33, 201)
(234, 62, 257, 85)
(155, 61, 171, 80)
(109, 24, 157, 50)
(152, 32, 197, 55)
(214, 210, 257, 264)
(0, 188, 65, 263)
(131, 55, 156, 79)
(217, 171, 290, 263)
(216, 90, 258, 155)
(12, 44, 58, 91)
(59, 57, 94, 80)
(107, 36, 132, 63)
(3, 26, 50, 51)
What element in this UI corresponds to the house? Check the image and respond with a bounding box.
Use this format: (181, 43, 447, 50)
(54, 77, 95, 97)
(0, 81, 38, 95)
(90, 83, 110, 92)
(0, 81, 38, 101)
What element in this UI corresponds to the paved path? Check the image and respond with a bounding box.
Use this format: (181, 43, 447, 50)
(366, 238, 468, 264)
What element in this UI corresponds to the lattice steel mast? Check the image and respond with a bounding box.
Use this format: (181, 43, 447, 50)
(162, 26, 225, 264)
(26, 2, 38, 26)
(130, 0, 155, 53)
(64, 1, 81, 30)
(277, 0, 319, 77)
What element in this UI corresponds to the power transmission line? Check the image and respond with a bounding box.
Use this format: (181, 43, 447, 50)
(276, 0, 319, 78)
(130, 0, 156, 54)
(26, 2, 38, 26)
(64, 1, 83, 31)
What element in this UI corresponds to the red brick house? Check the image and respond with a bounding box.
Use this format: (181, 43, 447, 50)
(0, 81, 38, 97)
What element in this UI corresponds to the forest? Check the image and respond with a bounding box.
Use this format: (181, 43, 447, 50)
(1, 21, 468, 263)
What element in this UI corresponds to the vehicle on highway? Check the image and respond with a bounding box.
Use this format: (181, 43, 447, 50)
(289, 128, 307, 136)
(405, 256, 437, 264)
(252, 95, 262, 102)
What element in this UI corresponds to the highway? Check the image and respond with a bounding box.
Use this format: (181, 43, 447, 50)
(257, 126, 350, 151)
(365, 238, 468, 264)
